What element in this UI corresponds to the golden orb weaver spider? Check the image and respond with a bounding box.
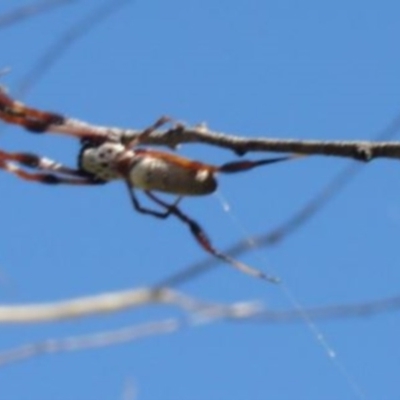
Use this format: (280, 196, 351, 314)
(0, 86, 300, 283)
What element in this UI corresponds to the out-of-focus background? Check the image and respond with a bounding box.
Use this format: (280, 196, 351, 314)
(1, 1, 399, 399)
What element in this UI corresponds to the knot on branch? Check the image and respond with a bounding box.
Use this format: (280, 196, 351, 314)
(354, 144, 373, 162)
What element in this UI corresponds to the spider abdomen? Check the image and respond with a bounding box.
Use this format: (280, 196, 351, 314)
(129, 154, 217, 196)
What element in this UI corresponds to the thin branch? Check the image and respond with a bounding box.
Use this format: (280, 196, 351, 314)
(21, 114, 400, 161)
(1, 284, 399, 326)
(246, 294, 400, 323)
(186, 294, 400, 324)
(0, 318, 181, 367)
(0, 287, 206, 324)
(143, 126, 400, 161)
(0, 0, 73, 29)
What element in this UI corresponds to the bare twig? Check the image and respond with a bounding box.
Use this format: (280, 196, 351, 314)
(247, 294, 400, 323)
(142, 126, 400, 161)
(0, 0, 73, 29)
(1, 284, 399, 326)
(0, 287, 206, 323)
(0, 318, 181, 367)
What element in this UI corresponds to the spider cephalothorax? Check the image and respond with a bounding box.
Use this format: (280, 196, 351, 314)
(0, 87, 301, 283)
(78, 141, 127, 182)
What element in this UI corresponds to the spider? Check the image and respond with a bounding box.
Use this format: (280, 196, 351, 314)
(0, 87, 300, 284)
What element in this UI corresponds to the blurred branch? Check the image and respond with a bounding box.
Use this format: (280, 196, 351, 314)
(14, 0, 131, 97)
(247, 294, 400, 323)
(0, 319, 181, 367)
(0, 292, 399, 367)
(1, 285, 399, 326)
(0, 287, 208, 323)
(0, 0, 73, 29)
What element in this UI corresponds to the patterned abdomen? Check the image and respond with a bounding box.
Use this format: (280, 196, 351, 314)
(129, 155, 217, 196)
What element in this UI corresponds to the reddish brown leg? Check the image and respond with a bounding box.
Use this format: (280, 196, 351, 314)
(145, 191, 279, 284)
(0, 164, 95, 184)
(0, 88, 109, 143)
(0, 150, 85, 177)
(0, 88, 64, 132)
(125, 116, 186, 148)
(0, 154, 100, 185)
(124, 116, 171, 148)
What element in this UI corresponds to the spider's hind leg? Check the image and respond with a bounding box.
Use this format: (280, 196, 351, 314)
(145, 191, 279, 284)
(218, 154, 301, 174)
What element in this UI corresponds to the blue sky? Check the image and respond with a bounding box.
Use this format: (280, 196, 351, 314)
(1, 1, 400, 399)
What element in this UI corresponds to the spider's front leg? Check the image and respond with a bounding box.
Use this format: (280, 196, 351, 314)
(0, 149, 85, 177)
(0, 149, 102, 185)
(0, 87, 64, 133)
(125, 116, 185, 149)
(0, 87, 114, 143)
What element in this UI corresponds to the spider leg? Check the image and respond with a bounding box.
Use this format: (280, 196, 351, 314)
(0, 88, 110, 143)
(218, 154, 302, 174)
(125, 116, 186, 148)
(0, 150, 86, 177)
(124, 116, 172, 148)
(0, 158, 100, 185)
(145, 191, 280, 284)
(126, 183, 181, 219)
(0, 88, 64, 133)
